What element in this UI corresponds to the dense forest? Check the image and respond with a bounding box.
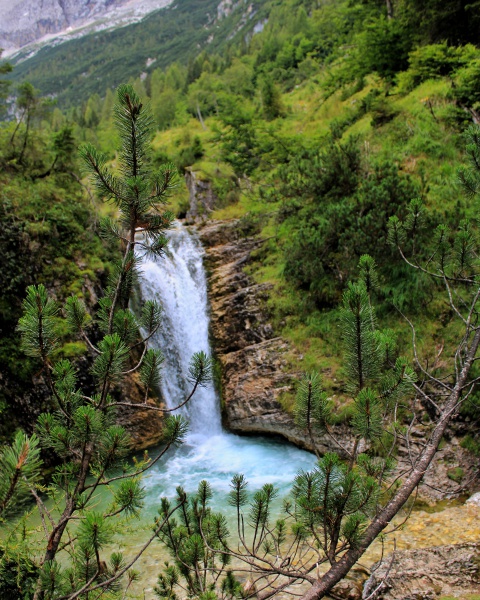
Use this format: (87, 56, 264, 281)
(1, 0, 480, 598)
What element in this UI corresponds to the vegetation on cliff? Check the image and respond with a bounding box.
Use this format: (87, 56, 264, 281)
(1, 0, 480, 597)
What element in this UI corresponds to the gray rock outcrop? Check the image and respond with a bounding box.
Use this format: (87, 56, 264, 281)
(185, 170, 218, 222)
(1, 0, 122, 51)
(199, 219, 351, 454)
(0, 0, 173, 54)
(363, 543, 480, 600)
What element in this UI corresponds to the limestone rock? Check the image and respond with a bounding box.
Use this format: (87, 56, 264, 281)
(115, 371, 165, 451)
(0, 0, 173, 54)
(185, 170, 218, 223)
(0, 0, 124, 51)
(466, 491, 480, 507)
(363, 543, 480, 600)
(199, 219, 351, 454)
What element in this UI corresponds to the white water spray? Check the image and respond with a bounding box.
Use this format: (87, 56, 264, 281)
(137, 223, 316, 508)
(139, 224, 221, 435)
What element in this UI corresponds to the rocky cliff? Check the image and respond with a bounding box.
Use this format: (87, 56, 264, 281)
(198, 218, 350, 455)
(196, 217, 477, 502)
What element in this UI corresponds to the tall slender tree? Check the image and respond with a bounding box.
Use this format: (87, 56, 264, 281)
(0, 84, 212, 600)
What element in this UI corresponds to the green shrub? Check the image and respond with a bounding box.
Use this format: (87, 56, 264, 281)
(460, 434, 480, 456)
(357, 17, 412, 81)
(398, 43, 479, 92)
(446, 467, 464, 483)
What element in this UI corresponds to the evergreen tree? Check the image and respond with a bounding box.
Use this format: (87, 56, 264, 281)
(260, 75, 285, 121)
(10, 82, 40, 163)
(155, 127, 480, 600)
(0, 50, 12, 119)
(0, 84, 212, 599)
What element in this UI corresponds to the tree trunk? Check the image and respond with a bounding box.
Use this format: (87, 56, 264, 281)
(300, 326, 480, 600)
(386, 0, 394, 19)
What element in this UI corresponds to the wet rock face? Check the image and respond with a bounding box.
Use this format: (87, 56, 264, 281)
(185, 170, 218, 223)
(115, 372, 165, 451)
(363, 543, 480, 600)
(198, 219, 349, 454)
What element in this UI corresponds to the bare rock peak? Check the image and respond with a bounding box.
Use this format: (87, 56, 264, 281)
(0, 0, 173, 55)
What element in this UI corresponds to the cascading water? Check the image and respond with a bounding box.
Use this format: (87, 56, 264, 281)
(137, 222, 316, 511)
(139, 224, 221, 436)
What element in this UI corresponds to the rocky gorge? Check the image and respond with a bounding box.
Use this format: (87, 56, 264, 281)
(192, 204, 477, 504)
(184, 174, 480, 599)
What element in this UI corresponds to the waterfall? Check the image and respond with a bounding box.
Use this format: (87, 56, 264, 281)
(136, 222, 316, 507)
(138, 223, 221, 436)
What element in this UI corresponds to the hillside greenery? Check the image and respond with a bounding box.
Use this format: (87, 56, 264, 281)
(0, 103, 113, 440)
(3, 0, 480, 428)
(2, 1, 480, 597)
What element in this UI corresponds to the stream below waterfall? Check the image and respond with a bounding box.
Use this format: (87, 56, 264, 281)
(136, 222, 317, 511)
(6, 223, 479, 598)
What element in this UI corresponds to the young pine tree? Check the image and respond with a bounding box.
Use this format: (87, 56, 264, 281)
(155, 127, 480, 600)
(154, 255, 415, 599)
(0, 84, 211, 600)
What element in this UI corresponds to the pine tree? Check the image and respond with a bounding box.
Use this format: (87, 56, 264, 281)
(155, 126, 480, 600)
(0, 84, 212, 599)
(0, 50, 12, 119)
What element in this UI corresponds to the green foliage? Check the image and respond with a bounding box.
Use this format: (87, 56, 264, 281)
(0, 137, 108, 435)
(0, 431, 42, 517)
(0, 544, 38, 600)
(356, 17, 412, 81)
(215, 99, 261, 176)
(155, 481, 235, 598)
(399, 0, 480, 46)
(460, 434, 480, 456)
(458, 125, 480, 198)
(398, 43, 479, 92)
(188, 351, 213, 388)
(0, 51, 12, 119)
(446, 467, 464, 483)
(341, 282, 380, 392)
(294, 372, 331, 443)
(80, 86, 178, 327)
(0, 85, 215, 599)
(260, 75, 285, 120)
(293, 255, 416, 452)
(282, 137, 418, 306)
(17, 285, 59, 360)
(293, 452, 377, 548)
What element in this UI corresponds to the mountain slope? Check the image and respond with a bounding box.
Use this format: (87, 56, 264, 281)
(7, 0, 269, 107)
(0, 0, 173, 55)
